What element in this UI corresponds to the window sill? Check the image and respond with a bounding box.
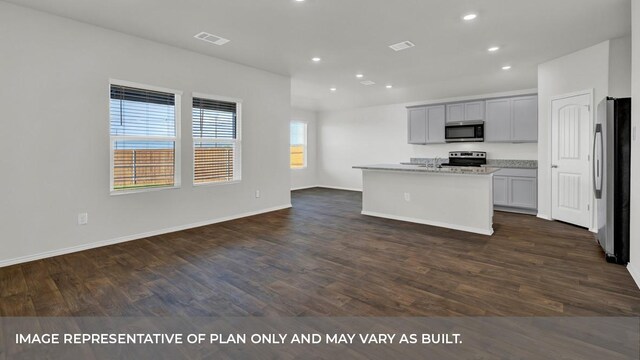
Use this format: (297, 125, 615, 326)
(194, 179, 242, 188)
(110, 185, 181, 196)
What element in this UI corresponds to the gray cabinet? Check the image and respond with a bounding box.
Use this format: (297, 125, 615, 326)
(485, 99, 511, 142)
(407, 105, 445, 144)
(509, 177, 537, 209)
(511, 96, 538, 142)
(408, 108, 427, 144)
(446, 101, 485, 123)
(485, 96, 538, 142)
(492, 168, 537, 211)
(426, 106, 445, 143)
(493, 176, 509, 206)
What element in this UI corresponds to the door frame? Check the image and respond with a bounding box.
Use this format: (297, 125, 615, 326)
(548, 88, 596, 231)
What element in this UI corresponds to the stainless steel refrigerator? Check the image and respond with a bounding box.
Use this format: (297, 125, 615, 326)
(594, 97, 631, 265)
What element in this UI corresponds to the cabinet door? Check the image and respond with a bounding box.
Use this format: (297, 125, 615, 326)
(511, 96, 538, 142)
(426, 105, 445, 143)
(446, 103, 465, 123)
(493, 176, 509, 206)
(508, 177, 537, 209)
(485, 98, 512, 142)
(465, 101, 485, 121)
(408, 108, 427, 144)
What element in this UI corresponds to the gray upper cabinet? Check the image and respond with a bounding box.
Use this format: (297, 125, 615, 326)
(407, 94, 537, 145)
(426, 105, 445, 143)
(407, 105, 445, 144)
(485, 98, 512, 142)
(446, 101, 485, 123)
(485, 95, 538, 143)
(446, 103, 465, 123)
(408, 108, 427, 144)
(464, 101, 485, 121)
(511, 96, 538, 142)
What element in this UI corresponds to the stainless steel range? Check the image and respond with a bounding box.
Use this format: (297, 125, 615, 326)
(440, 151, 487, 167)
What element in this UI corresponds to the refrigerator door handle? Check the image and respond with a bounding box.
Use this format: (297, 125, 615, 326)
(593, 124, 603, 199)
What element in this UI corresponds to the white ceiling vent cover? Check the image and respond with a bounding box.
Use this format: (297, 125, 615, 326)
(194, 32, 230, 45)
(360, 80, 376, 86)
(389, 41, 415, 51)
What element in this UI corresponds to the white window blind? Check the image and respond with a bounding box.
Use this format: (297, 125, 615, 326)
(192, 96, 241, 184)
(109, 83, 180, 193)
(290, 122, 307, 169)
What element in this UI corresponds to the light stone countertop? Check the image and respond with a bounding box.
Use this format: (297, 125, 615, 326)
(484, 159, 538, 169)
(353, 164, 500, 176)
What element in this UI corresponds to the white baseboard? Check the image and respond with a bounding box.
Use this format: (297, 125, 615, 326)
(0, 204, 292, 268)
(290, 185, 318, 191)
(317, 185, 363, 192)
(537, 213, 552, 221)
(361, 210, 493, 236)
(628, 262, 640, 290)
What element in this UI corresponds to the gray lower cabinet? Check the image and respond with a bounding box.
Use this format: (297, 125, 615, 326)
(485, 95, 538, 142)
(493, 168, 537, 211)
(493, 176, 509, 206)
(407, 105, 445, 144)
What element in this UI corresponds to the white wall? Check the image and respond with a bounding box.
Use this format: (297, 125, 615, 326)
(537, 41, 611, 224)
(629, 2, 640, 288)
(290, 108, 318, 190)
(609, 36, 632, 98)
(318, 90, 538, 191)
(0, 3, 291, 266)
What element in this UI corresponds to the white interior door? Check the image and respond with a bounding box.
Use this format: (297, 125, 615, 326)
(551, 93, 592, 228)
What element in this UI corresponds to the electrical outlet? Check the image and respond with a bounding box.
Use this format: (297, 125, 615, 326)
(404, 192, 411, 202)
(255, 190, 261, 198)
(77, 213, 88, 225)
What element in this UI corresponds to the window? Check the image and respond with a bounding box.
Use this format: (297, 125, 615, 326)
(290, 122, 307, 169)
(110, 81, 181, 193)
(192, 94, 241, 184)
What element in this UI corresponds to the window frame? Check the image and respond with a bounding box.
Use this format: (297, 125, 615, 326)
(108, 79, 182, 195)
(191, 92, 242, 187)
(290, 121, 308, 170)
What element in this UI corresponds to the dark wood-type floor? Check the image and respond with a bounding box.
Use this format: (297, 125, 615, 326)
(1, 188, 639, 316)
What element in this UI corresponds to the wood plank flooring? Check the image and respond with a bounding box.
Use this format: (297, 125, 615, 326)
(1, 188, 639, 316)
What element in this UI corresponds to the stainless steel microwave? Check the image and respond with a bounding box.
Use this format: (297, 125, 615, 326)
(445, 121, 484, 143)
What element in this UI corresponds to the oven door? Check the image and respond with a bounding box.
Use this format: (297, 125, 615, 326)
(445, 122, 484, 142)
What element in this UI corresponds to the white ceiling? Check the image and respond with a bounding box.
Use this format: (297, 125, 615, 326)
(7, 0, 631, 111)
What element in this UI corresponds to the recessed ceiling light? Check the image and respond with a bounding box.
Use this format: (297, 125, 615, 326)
(312, 57, 321, 62)
(502, 65, 512, 70)
(463, 13, 477, 21)
(295, 0, 305, 2)
(356, 74, 364, 78)
(360, 80, 375, 86)
(330, 88, 337, 92)
(488, 46, 500, 52)
(386, 85, 393, 89)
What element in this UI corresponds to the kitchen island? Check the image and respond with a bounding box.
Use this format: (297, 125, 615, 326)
(353, 164, 499, 235)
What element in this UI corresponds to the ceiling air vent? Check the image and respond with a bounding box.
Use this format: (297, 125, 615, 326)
(389, 41, 415, 51)
(360, 80, 376, 86)
(194, 32, 230, 45)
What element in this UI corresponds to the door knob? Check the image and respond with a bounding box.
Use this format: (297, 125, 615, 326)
(551, 165, 558, 168)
